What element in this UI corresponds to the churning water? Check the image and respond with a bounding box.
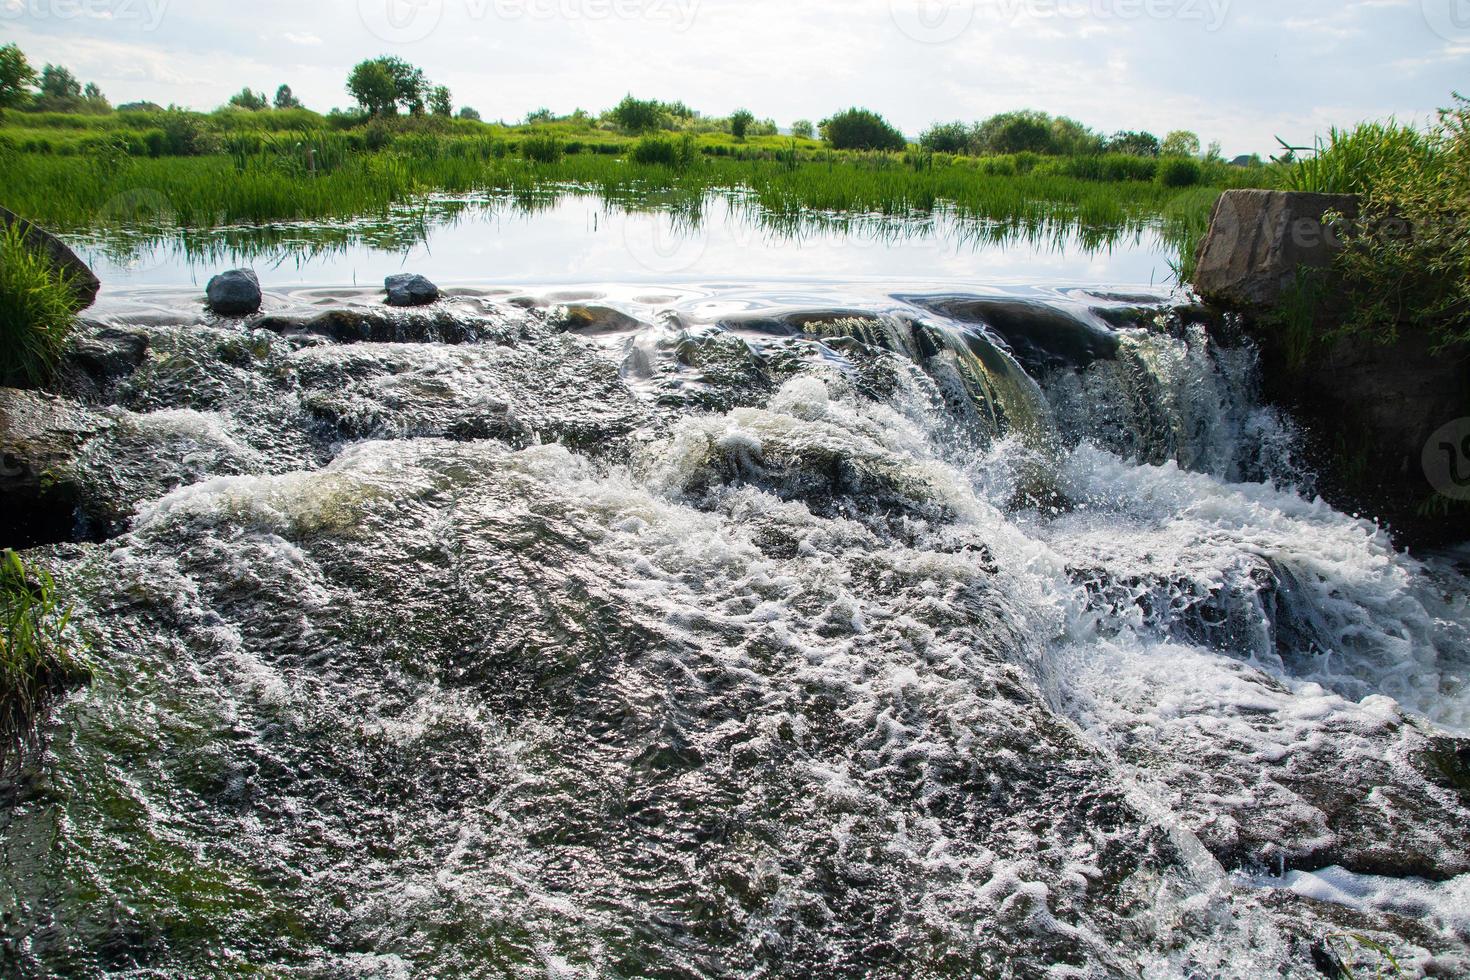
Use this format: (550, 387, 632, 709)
(3, 280, 1468, 978)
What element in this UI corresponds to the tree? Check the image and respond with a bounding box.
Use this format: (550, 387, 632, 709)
(228, 88, 269, 111)
(819, 108, 907, 151)
(81, 82, 110, 113)
(347, 59, 398, 116)
(274, 84, 303, 110)
(0, 45, 38, 113)
(457, 106, 482, 121)
(525, 107, 553, 124)
(347, 57, 429, 116)
(973, 111, 1054, 155)
(609, 95, 663, 133)
(1107, 130, 1162, 157)
(729, 108, 755, 140)
(1051, 116, 1104, 155)
(920, 121, 972, 154)
(39, 64, 81, 101)
(429, 85, 452, 117)
(1161, 130, 1201, 158)
(791, 119, 814, 140)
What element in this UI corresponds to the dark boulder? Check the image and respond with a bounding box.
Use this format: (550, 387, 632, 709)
(385, 274, 440, 308)
(0, 206, 101, 310)
(205, 269, 262, 317)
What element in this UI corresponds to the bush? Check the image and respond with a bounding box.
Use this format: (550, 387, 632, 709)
(1, 549, 88, 775)
(1327, 97, 1470, 348)
(920, 121, 972, 154)
(630, 133, 697, 169)
(1156, 157, 1203, 187)
(0, 221, 81, 387)
(820, 108, 906, 151)
(520, 135, 563, 163)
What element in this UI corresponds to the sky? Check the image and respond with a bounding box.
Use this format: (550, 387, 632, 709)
(2, 0, 1467, 155)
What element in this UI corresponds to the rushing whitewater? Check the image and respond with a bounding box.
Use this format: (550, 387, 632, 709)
(2, 283, 1468, 978)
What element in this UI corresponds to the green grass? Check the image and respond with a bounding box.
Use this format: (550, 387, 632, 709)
(1281, 121, 1433, 195)
(0, 221, 82, 387)
(0, 108, 1277, 282)
(1, 549, 89, 775)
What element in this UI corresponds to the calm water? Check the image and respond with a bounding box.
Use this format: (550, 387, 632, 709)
(65, 194, 1184, 294)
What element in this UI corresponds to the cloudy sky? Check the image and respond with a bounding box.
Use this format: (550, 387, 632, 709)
(2, 0, 1467, 154)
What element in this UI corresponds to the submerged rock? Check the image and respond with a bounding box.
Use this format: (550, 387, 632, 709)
(205, 269, 262, 316)
(0, 205, 101, 310)
(385, 273, 440, 307)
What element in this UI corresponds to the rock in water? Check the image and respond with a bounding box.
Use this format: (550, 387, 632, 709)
(385, 274, 440, 307)
(206, 269, 262, 316)
(1192, 190, 1358, 309)
(0, 205, 101, 310)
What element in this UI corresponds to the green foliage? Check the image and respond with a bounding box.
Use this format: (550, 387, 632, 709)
(348, 56, 429, 116)
(1161, 130, 1201, 158)
(974, 111, 1053, 155)
(1107, 130, 1162, 157)
(429, 85, 452, 118)
(458, 107, 482, 122)
(227, 88, 270, 112)
(610, 95, 665, 133)
(520, 134, 564, 164)
(1, 550, 89, 775)
(730, 108, 755, 141)
(274, 85, 302, 111)
(1282, 121, 1431, 195)
(820, 108, 906, 151)
(1326, 96, 1470, 348)
(630, 133, 697, 169)
(921, 121, 972, 154)
(0, 43, 37, 112)
(791, 119, 814, 140)
(0, 221, 81, 387)
(1156, 156, 1203, 188)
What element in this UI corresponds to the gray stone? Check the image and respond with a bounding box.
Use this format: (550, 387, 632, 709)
(1192, 190, 1359, 310)
(206, 269, 262, 317)
(385, 273, 440, 308)
(0, 206, 101, 310)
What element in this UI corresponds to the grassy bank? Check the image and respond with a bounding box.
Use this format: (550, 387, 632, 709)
(0, 113, 1273, 276)
(1, 550, 88, 775)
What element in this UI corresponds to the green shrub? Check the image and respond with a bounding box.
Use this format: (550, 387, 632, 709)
(520, 135, 564, 164)
(1157, 157, 1203, 188)
(819, 108, 907, 152)
(1283, 121, 1431, 195)
(0, 221, 81, 387)
(1, 549, 88, 775)
(1328, 96, 1470, 348)
(630, 133, 696, 169)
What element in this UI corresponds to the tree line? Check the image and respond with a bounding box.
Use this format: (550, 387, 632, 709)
(0, 43, 1232, 160)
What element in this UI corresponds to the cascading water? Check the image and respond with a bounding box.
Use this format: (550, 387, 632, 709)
(2, 282, 1468, 978)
